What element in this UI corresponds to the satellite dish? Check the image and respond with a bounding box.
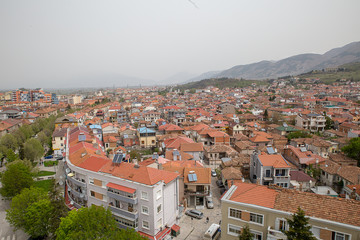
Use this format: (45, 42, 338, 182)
(80, 194, 85, 198)
(70, 201, 74, 205)
(58, 180, 64, 186)
(65, 168, 70, 174)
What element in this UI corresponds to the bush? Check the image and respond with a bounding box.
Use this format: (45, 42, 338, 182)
(44, 160, 58, 167)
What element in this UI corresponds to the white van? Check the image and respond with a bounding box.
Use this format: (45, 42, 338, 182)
(203, 223, 220, 240)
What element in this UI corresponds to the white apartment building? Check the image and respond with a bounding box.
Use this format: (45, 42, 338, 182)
(64, 127, 180, 239)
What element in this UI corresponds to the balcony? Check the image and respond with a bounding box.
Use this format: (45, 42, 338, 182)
(66, 181, 87, 200)
(267, 226, 287, 240)
(107, 190, 138, 205)
(116, 222, 138, 232)
(108, 205, 139, 220)
(67, 174, 86, 188)
(186, 189, 210, 196)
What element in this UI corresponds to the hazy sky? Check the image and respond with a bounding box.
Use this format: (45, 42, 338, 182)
(1, 0, 360, 89)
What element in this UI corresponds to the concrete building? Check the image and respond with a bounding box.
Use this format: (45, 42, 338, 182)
(64, 127, 180, 239)
(221, 182, 360, 240)
(295, 113, 326, 133)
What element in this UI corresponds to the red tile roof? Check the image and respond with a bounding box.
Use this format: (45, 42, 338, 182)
(106, 182, 136, 193)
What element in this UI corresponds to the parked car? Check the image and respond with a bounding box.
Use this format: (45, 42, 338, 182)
(216, 180, 224, 188)
(55, 156, 63, 160)
(211, 169, 217, 177)
(44, 155, 53, 159)
(205, 196, 214, 209)
(185, 209, 204, 219)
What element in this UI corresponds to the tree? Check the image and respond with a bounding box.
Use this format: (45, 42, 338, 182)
(0, 160, 34, 198)
(287, 131, 312, 140)
(38, 131, 49, 147)
(6, 187, 52, 238)
(48, 180, 68, 239)
(6, 148, 19, 162)
(1, 134, 18, 151)
(239, 224, 254, 240)
(264, 109, 269, 121)
(283, 207, 317, 240)
(324, 116, 334, 130)
(56, 205, 118, 240)
(341, 137, 360, 166)
(24, 138, 44, 162)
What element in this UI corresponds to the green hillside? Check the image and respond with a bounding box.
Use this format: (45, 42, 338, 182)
(297, 62, 360, 84)
(176, 78, 268, 90)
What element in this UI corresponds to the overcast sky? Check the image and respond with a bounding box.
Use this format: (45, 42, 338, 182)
(1, 0, 360, 89)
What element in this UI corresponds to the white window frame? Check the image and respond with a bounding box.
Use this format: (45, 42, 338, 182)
(89, 177, 94, 185)
(141, 191, 148, 201)
(156, 189, 162, 200)
(157, 204, 162, 213)
(332, 231, 350, 240)
(142, 220, 149, 229)
(250, 229, 263, 240)
(228, 207, 242, 220)
(228, 224, 241, 237)
(141, 205, 149, 215)
(157, 218, 162, 229)
(250, 212, 264, 226)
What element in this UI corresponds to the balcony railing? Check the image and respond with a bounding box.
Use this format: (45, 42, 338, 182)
(186, 189, 210, 196)
(108, 205, 139, 220)
(267, 226, 287, 240)
(66, 181, 87, 200)
(107, 191, 138, 205)
(67, 175, 86, 188)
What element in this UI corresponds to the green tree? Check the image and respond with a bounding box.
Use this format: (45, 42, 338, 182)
(24, 138, 44, 162)
(56, 205, 118, 240)
(0, 160, 34, 198)
(341, 137, 360, 166)
(287, 131, 312, 140)
(283, 207, 317, 240)
(6, 187, 52, 238)
(19, 125, 34, 140)
(239, 224, 254, 240)
(264, 109, 269, 121)
(115, 228, 146, 240)
(38, 131, 49, 147)
(324, 116, 334, 130)
(6, 148, 19, 162)
(1, 134, 18, 151)
(48, 180, 68, 239)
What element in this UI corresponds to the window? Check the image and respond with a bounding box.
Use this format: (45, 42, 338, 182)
(250, 213, 263, 224)
(142, 220, 149, 229)
(141, 191, 148, 200)
(157, 204, 162, 213)
(141, 206, 149, 215)
(157, 218, 162, 229)
(141, 141, 145, 144)
(279, 219, 287, 231)
(265, 170, 271, 177)
(228, 224, 241, 236)
(89, 177, 94, 185)
(90, 191, 95, 197)
(332, 232, 350, 240)
(156, 190, 162, 200)
(251, 230, 263, 240)
(229, 208, 242, 219)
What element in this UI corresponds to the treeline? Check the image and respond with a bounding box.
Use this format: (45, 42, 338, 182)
(0, 114, 59, 166)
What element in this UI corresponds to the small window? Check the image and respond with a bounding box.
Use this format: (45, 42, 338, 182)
(89, 178, 94, 185)
(250, 213, 263, 224)
(141, 206, 149, 215)
(229, 208, 242, 219)
(156, 190, 162, 200)
(141, 191, 148, 200)
(332, 232, 350, 240)
(228, 224, 241, 236)
(157, 204, 162, 213)
(279, 219, 287, 231)
(142, 220, 149, 229)
(157, 218, 162, 229)
(90, 191, 95, 197)
(141, 141, 145, 144)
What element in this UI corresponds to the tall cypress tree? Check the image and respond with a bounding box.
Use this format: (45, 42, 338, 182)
(283, 207, 317, 240)
(239, 224, 254, 240)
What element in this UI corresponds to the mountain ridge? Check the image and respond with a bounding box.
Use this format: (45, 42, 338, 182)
(187, 41, 360, 81)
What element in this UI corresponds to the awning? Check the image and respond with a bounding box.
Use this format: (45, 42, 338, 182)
(171, 224, 180, 232)
(67, 173, 74, 177)
(106, 182, 136, 194)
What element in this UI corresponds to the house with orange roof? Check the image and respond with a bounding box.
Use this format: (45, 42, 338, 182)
(250, 153, 291, 188)
(64, 126, 180, 240)
(221, 182, 360, 240)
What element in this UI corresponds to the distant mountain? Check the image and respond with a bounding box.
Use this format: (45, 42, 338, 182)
(157, 72, 197, 85)
(184, 70, 222, 83)
(207, 41, 360, 80)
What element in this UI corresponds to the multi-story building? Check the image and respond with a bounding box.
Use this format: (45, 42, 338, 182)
(64, 127, 180, 239)
(221, 182, 360, 240)
(295, 113, 326, 133)
(250, 153, 291, 188)
(137, 127, 156, 148)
